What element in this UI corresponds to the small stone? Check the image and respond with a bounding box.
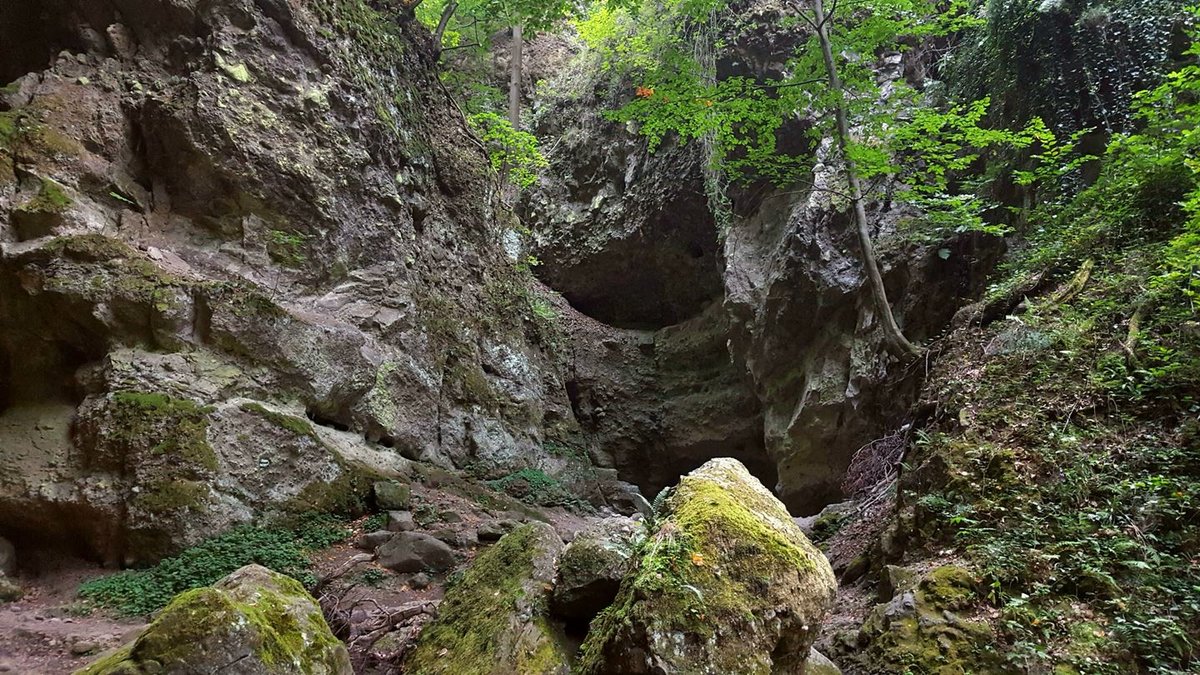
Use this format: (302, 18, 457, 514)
(70, 640, 99, 656)
(0, 575, 21, 603)
(477, 519, 517, 542)
(386, 511, 416, 532)
(409, 572, 431, 590)
(356, 530, 393, 551)
(804, 647, 842, 675)
(0, 537, 15, 576)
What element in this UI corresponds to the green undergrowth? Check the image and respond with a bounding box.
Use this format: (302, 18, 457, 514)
(78, 514, 350, 616)
(487, 468, 593, 513)
(904, 38, 1200, 669)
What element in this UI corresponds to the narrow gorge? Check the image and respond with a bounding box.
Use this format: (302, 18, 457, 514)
(0, 0, 1195, 673)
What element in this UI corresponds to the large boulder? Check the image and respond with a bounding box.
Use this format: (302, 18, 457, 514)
(550, 516, 639, 621)
(405, 522, 570, 674)
(76, 564, 350, 674)
(577, 458, 837, 674)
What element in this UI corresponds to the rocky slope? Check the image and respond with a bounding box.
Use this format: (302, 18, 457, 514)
(0, 0, 632, 567)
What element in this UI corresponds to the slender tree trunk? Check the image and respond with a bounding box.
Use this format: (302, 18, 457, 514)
(508, 24, 523, 129)
(812, 0, 919, 358)
(433, 0, 459, 48)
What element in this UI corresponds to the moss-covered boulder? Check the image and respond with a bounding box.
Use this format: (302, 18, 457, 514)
(405, 522, 570, 674)
(550, 516, 639, 621)
(853, 564, 998, 674)
(76, 564, 350, 675)
(576, 458, 837, 674)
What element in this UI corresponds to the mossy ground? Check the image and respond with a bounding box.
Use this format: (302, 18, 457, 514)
(891, 232, 1200, 671)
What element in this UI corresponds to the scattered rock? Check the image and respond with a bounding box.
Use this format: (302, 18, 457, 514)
(550, 516, 639, 621)
(430, 528, 476, 548)
(405, 523, 568, 674)
(373, 481, 412, 511)
(386, 510, 416, 532)
(0, 575, 21, 602)
(854, 565, 996, 673)
(76, 564, 350, 674)
(409, 572, 431, 590)
(377, 532, 455, 573)
(357, 530, 393, 551)
(70, 640, 100, 656)
(577, 458, 837, 674)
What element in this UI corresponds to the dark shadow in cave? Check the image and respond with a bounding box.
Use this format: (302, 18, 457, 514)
(632, 440, 781, 506)
(535, 196, 725, 330)
(0, 0, 113, 85)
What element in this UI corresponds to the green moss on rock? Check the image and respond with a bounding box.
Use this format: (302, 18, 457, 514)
(76, 565, 350, 674)
(240, 402, 317, 438)
(405, 523, 568, 674)
(576, 458, 837, 675)
(854, 565, 997, 674)
(104, 391, 218, 471)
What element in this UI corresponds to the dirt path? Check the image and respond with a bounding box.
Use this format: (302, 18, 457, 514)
(0, 557, 145, 674)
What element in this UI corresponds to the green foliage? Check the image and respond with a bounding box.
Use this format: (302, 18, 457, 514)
(78, 521, 333, 616)
(581, 0, 1051, 236)
(487, 468, 592, 511)
(266, 229, 309, 268)
(944, 0, 1191, 134)
(467, 112, 548, 189)
(363, 513, 388, 532)
(283, 512, 351, 550)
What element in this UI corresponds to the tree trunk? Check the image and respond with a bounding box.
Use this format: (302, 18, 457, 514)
(508, 24, 523, 129)
(812, 0, 920, 358)
(433, 0, 459, 49)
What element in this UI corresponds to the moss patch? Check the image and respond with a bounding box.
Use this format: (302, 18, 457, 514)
(577, 460, 833, 674)
(239, 402, 317, 438)
(79, 568, 346, 674)
(103, 391, 218, 471)
(405, 524, 567, 674)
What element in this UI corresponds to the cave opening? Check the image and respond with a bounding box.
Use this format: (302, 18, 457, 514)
(535, 196, 725, 330)
(0, 0, 113, 86)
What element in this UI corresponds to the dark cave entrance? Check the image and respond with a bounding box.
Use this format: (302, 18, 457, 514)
(0, 1, 115, 85)
(633, 439, 781, 505)
(534, 196, 725, 330)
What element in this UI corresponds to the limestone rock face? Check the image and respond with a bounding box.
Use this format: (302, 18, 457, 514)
(577, 458, 837, 674)
(0, 0, 603, 564)
(406, 522, 569, 674)
(550, 516, 639, 621)
(520, 8, 1002, 515)
(76, 564, 350, 675)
